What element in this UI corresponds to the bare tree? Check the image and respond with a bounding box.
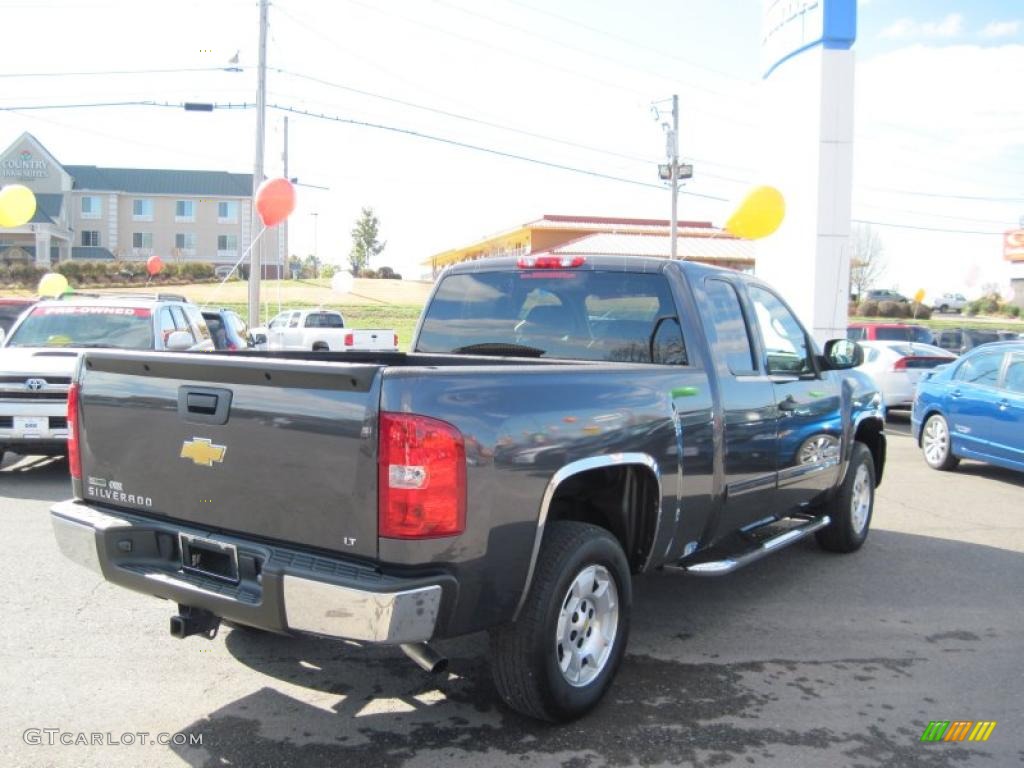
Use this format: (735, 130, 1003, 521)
(849, 224, 886, 299)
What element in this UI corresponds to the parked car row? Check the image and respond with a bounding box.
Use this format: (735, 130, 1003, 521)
(0, 295, 396, 465)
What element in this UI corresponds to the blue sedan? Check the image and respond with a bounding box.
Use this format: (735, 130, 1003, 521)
(912, 341, 1024, 472)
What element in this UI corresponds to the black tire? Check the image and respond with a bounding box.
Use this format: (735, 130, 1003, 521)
(816, 442, 875, 553)
(939, 304, 948, 313)
(490, 521, 631, 722)
(921, 413, 959, 471)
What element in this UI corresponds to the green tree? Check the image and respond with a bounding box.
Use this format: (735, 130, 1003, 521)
(349, 207, 386, 275)
(304, 253, 321, 279)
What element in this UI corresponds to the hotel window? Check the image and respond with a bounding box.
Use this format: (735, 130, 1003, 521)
(175, 200, 195, 222)
(132, 198, 154, 221)
(217, 201, 238, 223)
(81, 231, 100, 247)
(217, 234, 238, 253)
(132, 232, 153, 249)
(175, 232, 196, 254)
(80, 196, 102, 219)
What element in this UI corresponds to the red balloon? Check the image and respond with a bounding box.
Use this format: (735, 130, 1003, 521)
(255, 177, 296, 228)
(146, 255, 164, 276)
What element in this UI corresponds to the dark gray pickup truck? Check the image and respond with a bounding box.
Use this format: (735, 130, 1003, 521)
(51, 256, 885, 722)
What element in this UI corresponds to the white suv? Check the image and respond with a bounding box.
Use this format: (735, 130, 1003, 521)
(0, 293, 212, 464)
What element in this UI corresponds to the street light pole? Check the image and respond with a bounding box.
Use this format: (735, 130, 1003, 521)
(248, 0, 268, 326)
(311, 212, 319, 275)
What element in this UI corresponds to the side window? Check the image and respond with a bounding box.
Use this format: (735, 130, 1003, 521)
(955, 351, 1002, 386)
(183, 305, 210, 340)
(157, 308, 176, 344)
(268, 313, 286, 329)
(650, 317, 687, 365)
(1004, 354, 1024, 393)
(288, 312, 301, 328)
(704, 278, 756, 374)
(170, 306, 195, 341)
(747, 285, 813, 375)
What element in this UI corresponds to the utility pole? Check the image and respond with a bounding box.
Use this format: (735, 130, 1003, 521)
(281, 115, 288, 284)
(248, 0, 268, 326)
(669, 94, 679, 260)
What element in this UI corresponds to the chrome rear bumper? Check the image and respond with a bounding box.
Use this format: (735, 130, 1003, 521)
(50, 499, 445, 644)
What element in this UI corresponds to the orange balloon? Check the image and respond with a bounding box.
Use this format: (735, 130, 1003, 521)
(255, 177, 296, 227)
(146, 254, 164, 276)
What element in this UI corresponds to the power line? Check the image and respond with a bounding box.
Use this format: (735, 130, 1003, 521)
(430, 0, 757, 107)
(852, 219, 1006, 236)
(499, 0, 755, 85)
(853, 202, 1016, 227)
(273, 68, 655, 165)
(860, 186, 1024, 203)
(262, 102, 730, 200)
(0, 66, 249, 79)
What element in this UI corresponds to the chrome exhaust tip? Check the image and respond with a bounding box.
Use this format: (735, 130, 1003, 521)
(400, 642, 448, 674)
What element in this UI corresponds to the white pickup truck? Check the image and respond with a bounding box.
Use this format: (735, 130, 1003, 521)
(255, 309, 398, 352)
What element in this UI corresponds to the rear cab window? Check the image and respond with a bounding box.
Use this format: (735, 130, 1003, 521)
(416, 268, 688, 364)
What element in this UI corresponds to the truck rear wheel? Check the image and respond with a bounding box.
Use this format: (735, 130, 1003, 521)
(490, 521, 631, 722)
(816, 442, 874, 553)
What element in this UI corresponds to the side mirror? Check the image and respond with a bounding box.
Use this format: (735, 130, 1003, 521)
(165, 330, 194, 351)
(251, 333, 267, 346)
(821, 338, 863, 370)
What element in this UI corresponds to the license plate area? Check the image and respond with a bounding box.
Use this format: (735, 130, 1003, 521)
(179, 534, 239, 583)
(14, 416, 46, 433)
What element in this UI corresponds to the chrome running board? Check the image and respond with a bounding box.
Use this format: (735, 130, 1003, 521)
(680, 516, 831, 576)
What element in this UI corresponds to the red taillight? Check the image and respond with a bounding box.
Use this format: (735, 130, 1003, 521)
(378, 412, 466, 539)
(892, 357, 908, 371)
(67, 382, 81, 479)
(393, 333, 399, 348)
(344, 332, 354, 347)
(517, 255, 585, 269)
(226, 341, 238, 351)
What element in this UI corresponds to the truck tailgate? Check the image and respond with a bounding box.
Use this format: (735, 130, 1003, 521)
(77, 352, 381, 559)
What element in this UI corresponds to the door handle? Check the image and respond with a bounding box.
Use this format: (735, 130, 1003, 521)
(998, 399, 1010, 411)
(186, 393, 219, 415)
(950, 389, 962, 399)
(778, 395, 798, 413)
(178, 386, 232, 425)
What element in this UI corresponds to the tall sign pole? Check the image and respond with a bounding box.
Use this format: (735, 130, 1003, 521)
(670, 94, 679, 260)
(248, 0, 268, 326)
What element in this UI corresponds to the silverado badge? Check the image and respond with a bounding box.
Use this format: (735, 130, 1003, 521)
(180, 437, 227, 467)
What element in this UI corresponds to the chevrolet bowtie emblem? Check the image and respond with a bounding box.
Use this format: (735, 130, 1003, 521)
(180, 438, 227, 467)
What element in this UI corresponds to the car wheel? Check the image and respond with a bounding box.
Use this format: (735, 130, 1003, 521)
(490, 521, 631, 722)
(816, 442, 875, 553)
(922, 413, 959, 471)
(939, 304, 948, 313)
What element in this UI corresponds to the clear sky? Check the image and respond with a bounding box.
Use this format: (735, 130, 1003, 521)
(1, 0, 1021, 299)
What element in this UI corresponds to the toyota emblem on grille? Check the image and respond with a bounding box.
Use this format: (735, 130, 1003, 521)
(25, 378, 47, 391)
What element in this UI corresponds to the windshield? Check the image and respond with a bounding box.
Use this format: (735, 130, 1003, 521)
(416, 269, 686, 363)
(6, 306, 154, 349)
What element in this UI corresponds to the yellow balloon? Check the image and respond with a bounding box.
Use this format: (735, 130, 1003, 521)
(38, 272, 70, 298)
(0, 184, 37, 228)
(723, 185, 786, 240)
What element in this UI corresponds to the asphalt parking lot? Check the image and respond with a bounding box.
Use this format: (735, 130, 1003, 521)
(1, 423, 1021, 768)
